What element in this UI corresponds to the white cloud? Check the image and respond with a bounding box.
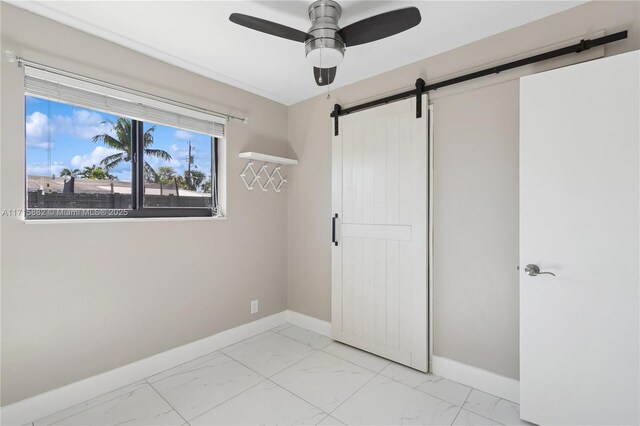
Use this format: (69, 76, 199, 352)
(165, 142, 212, 174)
(71, 146, 121, 169)
(145, 153, 183, 172)
(25, 111, 51, 148)
(54, 109, 115, 140)
(174, 130, 194, 140)
(26, 108, 115, 148)
(27, 161, 65, 177)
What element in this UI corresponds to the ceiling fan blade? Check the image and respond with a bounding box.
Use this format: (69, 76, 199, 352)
(337, 7, 421, 47)
(313, 67, 337, 86)
(229, 13, 308, 43)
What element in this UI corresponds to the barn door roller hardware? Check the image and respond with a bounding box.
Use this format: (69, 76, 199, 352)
(330, 30, 628, 135)
(415, 78, 425, 118)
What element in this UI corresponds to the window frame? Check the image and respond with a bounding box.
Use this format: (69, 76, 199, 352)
(130, 119, 218, 219)
(24, 99, 222, 221)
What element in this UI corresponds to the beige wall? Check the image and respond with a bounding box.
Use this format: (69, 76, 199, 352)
(287, 1, 640, 379)
(2, 0, 639, 407)
(0, 4, 290, 406)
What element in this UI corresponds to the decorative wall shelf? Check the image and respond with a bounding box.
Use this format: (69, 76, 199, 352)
(238, 152, 298, 165)
(238, 152, 297, 193)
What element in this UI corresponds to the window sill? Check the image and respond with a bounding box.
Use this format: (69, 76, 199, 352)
(23, 215, 227, 225)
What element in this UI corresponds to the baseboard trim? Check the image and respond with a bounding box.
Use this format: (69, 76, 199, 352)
(432, 355, 520, 403)
(286, 310, 332, 337)
(1, 311, 520, 424)
(0, 311, 288, 426)
(281, 313, 521, 404)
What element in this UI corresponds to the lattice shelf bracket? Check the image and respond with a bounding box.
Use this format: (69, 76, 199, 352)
(268, 167, 286, 192)
(239, 152, 297, 193)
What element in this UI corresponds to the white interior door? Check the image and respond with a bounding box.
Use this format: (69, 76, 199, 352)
(332, 95, 428, 371)
(520, 51, 639, 425)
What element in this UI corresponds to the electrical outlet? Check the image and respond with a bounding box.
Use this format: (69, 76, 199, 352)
(251, 299, 259, 314)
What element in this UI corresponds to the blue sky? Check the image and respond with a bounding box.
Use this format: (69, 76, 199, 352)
(26, 96, 213, 183)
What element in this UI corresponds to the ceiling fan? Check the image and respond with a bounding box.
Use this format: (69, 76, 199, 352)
(229, 1, 421, 86)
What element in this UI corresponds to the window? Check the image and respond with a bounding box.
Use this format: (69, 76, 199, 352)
(141, 122, 215, 209)
(24, 68, 224, 220)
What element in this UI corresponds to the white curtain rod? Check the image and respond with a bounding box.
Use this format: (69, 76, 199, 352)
(4, 51, 248, 124)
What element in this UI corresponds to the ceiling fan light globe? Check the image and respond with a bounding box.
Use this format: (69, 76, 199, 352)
(306, 46, 344, 68)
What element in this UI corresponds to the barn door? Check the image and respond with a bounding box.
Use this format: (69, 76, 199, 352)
(331, 95, 428, 371)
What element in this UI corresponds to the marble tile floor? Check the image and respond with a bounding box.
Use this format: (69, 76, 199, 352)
(28, 323, 530, 426)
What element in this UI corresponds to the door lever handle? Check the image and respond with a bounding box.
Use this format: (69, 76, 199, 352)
(332, 214, 338, 246)
(524, 264, 556, 277)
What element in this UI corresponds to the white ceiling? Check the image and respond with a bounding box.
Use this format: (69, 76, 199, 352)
(11, 1, 584, 105)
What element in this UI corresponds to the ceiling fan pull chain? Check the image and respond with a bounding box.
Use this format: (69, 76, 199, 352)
(318, 44, 323, 84)
(327, 71, 331, 99)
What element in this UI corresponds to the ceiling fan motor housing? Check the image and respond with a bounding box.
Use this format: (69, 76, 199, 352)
(305, 0, 345, 68)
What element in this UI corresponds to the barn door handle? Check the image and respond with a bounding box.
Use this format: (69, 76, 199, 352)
(524, 264, 556, 277)
(332, 214, 339, 246)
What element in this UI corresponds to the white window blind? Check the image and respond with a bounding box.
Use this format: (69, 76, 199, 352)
(24, 67, 225, 138)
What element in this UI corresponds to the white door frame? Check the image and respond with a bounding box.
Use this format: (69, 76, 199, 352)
(428, 103, 434, 372)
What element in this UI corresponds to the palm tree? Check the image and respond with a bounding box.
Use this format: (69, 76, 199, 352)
(185, 169, 207, 191)
(60, 168, 80, 177)
(92, 117, 172, 181)
(77, 165, 115, 180)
